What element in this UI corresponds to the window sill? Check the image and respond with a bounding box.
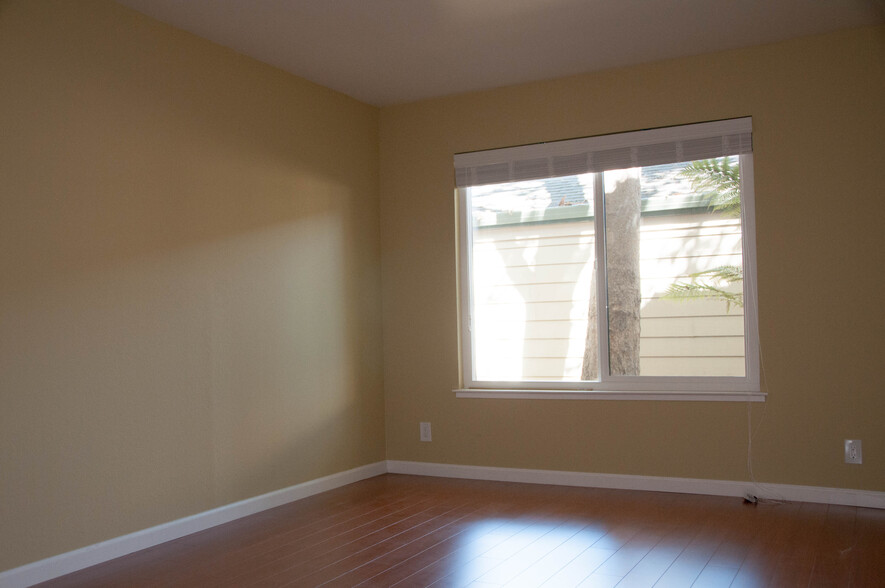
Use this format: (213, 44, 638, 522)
(454, 389, 766, 402)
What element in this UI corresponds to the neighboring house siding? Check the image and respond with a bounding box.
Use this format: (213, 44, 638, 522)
(472, 213, 744, 381)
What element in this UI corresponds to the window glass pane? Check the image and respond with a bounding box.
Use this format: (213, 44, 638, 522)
(468, 174, 598, 382)
(604, 158, 746, 377)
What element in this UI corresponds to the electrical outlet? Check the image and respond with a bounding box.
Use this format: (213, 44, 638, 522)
(420, 422, 432, 442)
(844, 439, 862, 464)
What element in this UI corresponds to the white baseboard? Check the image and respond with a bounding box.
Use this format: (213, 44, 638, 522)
(0, 461, 387, 588)
(386, 460, 885, 510)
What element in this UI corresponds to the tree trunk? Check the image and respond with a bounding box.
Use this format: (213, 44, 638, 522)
(581, 169, 642, 378)
(581, 258, 598, 380)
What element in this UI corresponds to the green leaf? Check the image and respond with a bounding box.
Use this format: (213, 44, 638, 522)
(664, 265, 744, 311)
(679, 157, 741, 217)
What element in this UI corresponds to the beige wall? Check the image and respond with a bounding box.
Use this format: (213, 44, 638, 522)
(380, 27, 885, 490)
(0, 0, 384, 571)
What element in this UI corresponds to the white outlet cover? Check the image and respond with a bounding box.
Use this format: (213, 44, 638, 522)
(420, 422, 432, 442)
(844, 439, 862, 464)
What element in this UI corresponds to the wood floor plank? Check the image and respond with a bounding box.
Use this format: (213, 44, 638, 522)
(851, 507, 885, 587)
(170, 491, 439, 586)
(240, 501, 475, 586)
(620, 495, 725, 587)
(427, 514, 590, 586)
(690, 563, 738, 587)
(470, 521, 586, 585)
(536, 546, 616, 586)
(729, 500, 803, 588)
(391, 514, 547, 587)
(808, 504, 858, 587)
(766, 501, 829, 587)
(314, 502, 503, 587)
(613, 539, 686, 587)
(33, 474, 885, 588)
(658, 501, 745, 586)
(590, 531, 661, 577)
(503, 524, 610, 587)
(353, 510, 524, 587)
(575, 572, 622, 587)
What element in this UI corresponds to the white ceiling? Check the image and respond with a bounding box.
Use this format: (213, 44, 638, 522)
(115, 0, 884, 106)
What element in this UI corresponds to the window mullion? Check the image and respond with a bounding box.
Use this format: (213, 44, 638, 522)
(593, 172, 611, 383)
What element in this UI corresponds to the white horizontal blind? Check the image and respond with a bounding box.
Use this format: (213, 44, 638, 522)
(455, 118, 752, 188)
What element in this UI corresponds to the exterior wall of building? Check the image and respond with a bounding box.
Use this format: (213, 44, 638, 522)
(472, 213, 744, 381)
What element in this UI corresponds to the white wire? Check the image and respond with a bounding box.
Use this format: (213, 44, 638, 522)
(744, 256, 787, 504)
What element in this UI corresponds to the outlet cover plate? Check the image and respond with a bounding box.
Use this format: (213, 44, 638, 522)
(844, 439, 862, 464)
(420, 422, 432, 442)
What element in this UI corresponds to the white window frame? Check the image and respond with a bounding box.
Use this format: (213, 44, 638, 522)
(455, 119, 762, 401)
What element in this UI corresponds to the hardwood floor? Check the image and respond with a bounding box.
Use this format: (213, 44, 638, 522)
(36, 474, 885, 587)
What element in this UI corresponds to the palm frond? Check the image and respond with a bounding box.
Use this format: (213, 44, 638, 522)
(688, 265, 743, 284)
(680, 157, 741, 217)
(664, 265, 744, 311)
